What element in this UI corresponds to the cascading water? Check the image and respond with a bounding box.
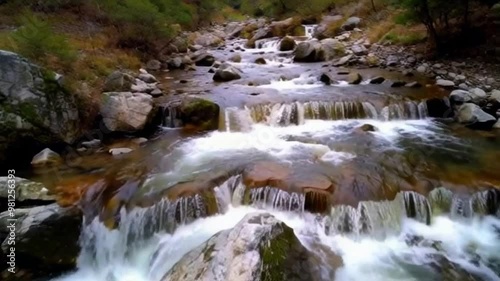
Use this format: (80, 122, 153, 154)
(303, 24, 318, 39)
(219, 100, 428, 131)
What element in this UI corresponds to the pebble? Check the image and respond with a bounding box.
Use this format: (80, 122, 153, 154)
(109, 148, 133, 155)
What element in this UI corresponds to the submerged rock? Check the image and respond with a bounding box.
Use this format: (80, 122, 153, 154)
(254, 57, 267, 65)
(162, 213, 336, 281)
(229, 53, 242, 63)
(100, 92, 155, 132)
(320, 73, 337, 85)
(456, 103, 496, 130)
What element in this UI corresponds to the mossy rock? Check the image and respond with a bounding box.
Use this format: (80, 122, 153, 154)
(179, 97, 220, 130)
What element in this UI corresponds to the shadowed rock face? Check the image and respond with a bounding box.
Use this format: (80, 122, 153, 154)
(0, 50, 81, 167)
(161, 213, 341, 281)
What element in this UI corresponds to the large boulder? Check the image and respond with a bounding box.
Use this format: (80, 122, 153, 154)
(456, 103, 497, 130)
(294, 40, 345, 62)
(225, 22, 244, 39)
(341, 17, 361, 31)
(314, 15, 344, 39)
(100, 92, 155, 132)
(30, 148, 62, 166)
(103, 70, 134, 92)
(192, 32, 224, 47)
(162, 213, 337, 281)
(191, 52, 216, 67)
(279, 36, 296, 51)
(213, 63, 242, 82)
(246, 28, 273, 48)
(270, 17, 301, 37)
(0, 204, 81, 278)
(450, 89, 473, 104)
(0, 50, 81, 166)
(178, 97, 220, 130)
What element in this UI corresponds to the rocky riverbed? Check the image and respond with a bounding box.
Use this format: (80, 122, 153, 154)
(1, 14, 500, 281)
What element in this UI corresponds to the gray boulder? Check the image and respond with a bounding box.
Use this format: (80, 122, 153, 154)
(100, 92, 155, 132)
(450, 90, 473, 104)
(229, 53, 242, 63)
(193, 32, 224, 47)
(341, 17, 361, 31)
(348, 73, 363, 84)
(138, 73, 157, 83)
(103, 70, 134, 92)
(30, 148, 62, 166)
(162, 213, 337, 281)
(279, 36, 296, 51)
(146, 59, 162, 71)
(0, 177, 55, 202)
(294, 40, 344, 62)
(490, 89, 500, 103)
(0, 204, 81, 273)
(192, 52, 216, 67)
(352, 44, 368, 56)
(0, 51, 80, 164)
(314, 15, 343, 39)
(456, 103, 496, 130)
(436, 79, 455, 87)
(469, 88, 487, 101)
(370, 76, 385, 84)
(213, 63, 242, 82)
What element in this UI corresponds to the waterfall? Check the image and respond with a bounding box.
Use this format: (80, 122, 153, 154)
(221, 100, 429, 131)
(303, 24, 318, 39)
(161, 104, 182, 128)
(255, 37, 280, 50)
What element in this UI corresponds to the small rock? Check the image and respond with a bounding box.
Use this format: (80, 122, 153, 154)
(416, 65, 427, 73)
(386, 55, 398, 66)
(342, 17, 361, 31)
(333, 55, 352, 66)
(448, 72, 457, 79)
(457, 103, 496, 130)
(109, 148, 133, 155)
(436, 79, 455, 87)
(138, 73, 157, 83)
(348, 73, 362, 84)
(455, 75, 466, 82)
(351, 44, 368, 56)
(458, 83, 469, 90)
(494, 119, 500, 129)
(356, 124, 376, 132)
(139, 68, 148, 74)
(433, 63, 442, 69)
(490, 89, 500, 103)
(450, 90, 473, 104)
(31, 148, 62, 166)
(103, 70, 134, 92)
(370, 76, 385, 84)
(320, 73, 336, 85)
(405, 81, 422, 88)
(229, 53, 242, 63)
(391, 81, 406, 88)
(279, 36, 297, 51)
(81, 139, 101, 149)
(132, 138, 148, 144)
(486, 77, 495, 84)
(146, 59, 161, 71)
(254, 57, 267, 64)
(150, 88, 163, 97)
(402, 70, 414, 77)
(469, 88, 487, 100)
(213, 63, 242, 82)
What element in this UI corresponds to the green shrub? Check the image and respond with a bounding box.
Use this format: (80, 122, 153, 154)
(10, 13, 76, 65)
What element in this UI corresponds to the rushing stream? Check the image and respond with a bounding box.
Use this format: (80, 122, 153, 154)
(49, 25, 500, 281)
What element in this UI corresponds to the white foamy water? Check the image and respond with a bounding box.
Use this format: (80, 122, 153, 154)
(54, 205, 500, 281)
(257, 74, 324, 90)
